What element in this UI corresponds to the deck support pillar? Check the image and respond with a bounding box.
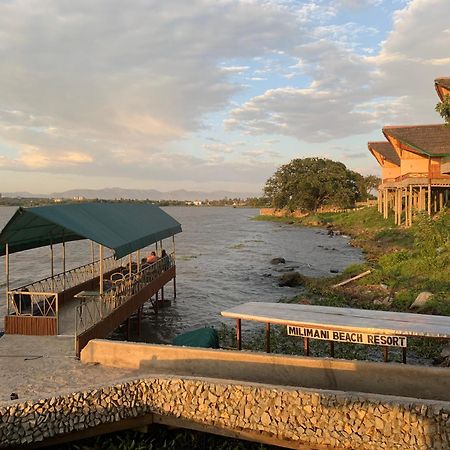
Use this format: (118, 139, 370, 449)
(138, 306, 142, 337)
(428, 184, 432, 216)
(5, 243, 9, 314)
(304, 337, 310, 356)
(173, 277, 177, 299)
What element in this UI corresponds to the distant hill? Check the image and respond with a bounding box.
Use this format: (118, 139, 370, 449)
(3, 187, 259, 201)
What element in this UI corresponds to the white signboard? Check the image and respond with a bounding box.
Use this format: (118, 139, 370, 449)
(287, 325, 407, 348)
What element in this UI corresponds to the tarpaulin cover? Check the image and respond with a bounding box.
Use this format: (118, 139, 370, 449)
(0, 202, 182, 259)
(172, 327, 220, 349)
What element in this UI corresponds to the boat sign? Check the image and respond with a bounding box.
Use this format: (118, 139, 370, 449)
(287, 326, 407, 347)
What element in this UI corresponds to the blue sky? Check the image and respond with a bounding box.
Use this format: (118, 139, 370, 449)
(0, 0, 449, 195)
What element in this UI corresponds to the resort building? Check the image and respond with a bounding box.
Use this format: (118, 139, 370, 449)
(370, 79, 450, 226)
(435, 77, 450, 100)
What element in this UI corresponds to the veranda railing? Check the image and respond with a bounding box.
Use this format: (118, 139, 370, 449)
(75, 254, 174, 335)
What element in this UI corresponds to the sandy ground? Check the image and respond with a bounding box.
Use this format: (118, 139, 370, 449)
(0, 335, 142, 404)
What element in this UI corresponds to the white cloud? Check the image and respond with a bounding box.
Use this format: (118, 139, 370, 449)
(227, 0, 450, 142)
(0, 0, 302, 182)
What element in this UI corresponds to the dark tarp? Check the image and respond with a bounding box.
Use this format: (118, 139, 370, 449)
(0, 202, 182, 259)
(172, 327, 219, 349)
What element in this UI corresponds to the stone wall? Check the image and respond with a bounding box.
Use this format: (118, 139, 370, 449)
(1, 375, 449, 449)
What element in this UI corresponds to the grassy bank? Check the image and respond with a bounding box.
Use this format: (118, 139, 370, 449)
(256, 206, 449, 308)
(252, 207, 450, 363)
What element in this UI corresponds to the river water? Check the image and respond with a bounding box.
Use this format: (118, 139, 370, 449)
(0, 206, 363, 341)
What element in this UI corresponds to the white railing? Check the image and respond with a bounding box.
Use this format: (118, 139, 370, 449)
(75, 254, 174, 335)
(7, 290, 58, 318)
(13, 255, 120, 295)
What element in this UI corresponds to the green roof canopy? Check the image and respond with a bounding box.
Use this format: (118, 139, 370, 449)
(0, 203, 182, 259)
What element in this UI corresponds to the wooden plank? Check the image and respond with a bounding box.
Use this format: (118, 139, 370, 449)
(221, 302, 450, 339)
(4, 316, 57, 335)
(331, 270, 371, 288)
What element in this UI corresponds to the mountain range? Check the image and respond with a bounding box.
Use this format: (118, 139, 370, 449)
(3, 187, 259, 201)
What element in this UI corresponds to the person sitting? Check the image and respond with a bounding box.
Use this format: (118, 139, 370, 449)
(146, 251, 158, 264)
(161, 249, 170, 270)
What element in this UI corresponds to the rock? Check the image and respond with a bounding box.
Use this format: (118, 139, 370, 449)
(278, 271, 306, 287)
(330, 269, 339, 274)
(271, 257, 286, 265)
(441, 345, 450, 359)
(410, 292, 433, 309)
(373, 297, 393, 307)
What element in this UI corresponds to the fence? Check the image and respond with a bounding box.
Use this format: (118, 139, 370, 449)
(75, 254, 174, 335)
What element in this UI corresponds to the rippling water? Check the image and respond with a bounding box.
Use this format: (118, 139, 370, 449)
(0, 206, 363, 340)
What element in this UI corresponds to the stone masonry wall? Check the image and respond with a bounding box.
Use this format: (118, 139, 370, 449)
(0, 375, 449, 449)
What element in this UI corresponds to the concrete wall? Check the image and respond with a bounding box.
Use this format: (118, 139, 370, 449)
(1, 374, 449, 449)
(81, 340, 450, 402)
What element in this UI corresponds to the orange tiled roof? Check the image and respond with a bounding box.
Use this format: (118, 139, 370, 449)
(383, 124, 450, 157)
(368, 141, 400, 166)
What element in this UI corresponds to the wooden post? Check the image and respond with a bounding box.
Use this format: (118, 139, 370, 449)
(428, 184, 432, 216)
(50, 243, 54, 292)
(439, 190, 444, 211)
(383, 346, 388, 363)
(265, 323, 271, 353)
(99, 244, 104, 295)
(137, 250, 141, 272)
(161, 286, 165, 301)
(62, 240, 66, 292)
(329, 341, 335, 358)
(138, 306, 142, 337)
(236, 319, 242, 350)
(408, 184, 413, 227)
(173, 277, 177, 300)
(91, 241, 95, 279)
(304, 337, 310, 356)
(129, 254, 132, 277)
(402, 348, 407, 364)
(5, 243, 9, 315)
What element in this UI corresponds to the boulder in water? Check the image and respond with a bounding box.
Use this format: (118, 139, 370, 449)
(278, 271, 306, 287)
(271, 257, 286, 265)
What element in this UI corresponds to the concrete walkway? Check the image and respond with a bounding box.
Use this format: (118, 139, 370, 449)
(0, 335, 140, 403)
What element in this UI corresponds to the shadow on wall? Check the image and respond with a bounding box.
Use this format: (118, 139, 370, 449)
(81, 340, 450, 402)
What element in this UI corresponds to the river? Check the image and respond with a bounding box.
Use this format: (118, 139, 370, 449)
(0, 206, 363, 341)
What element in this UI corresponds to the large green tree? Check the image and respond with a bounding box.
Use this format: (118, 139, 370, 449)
(436, 94, 450, 125)
(264, 157, 364, 211)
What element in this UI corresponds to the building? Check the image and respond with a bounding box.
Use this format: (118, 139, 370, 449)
(369, 79, 450, 226)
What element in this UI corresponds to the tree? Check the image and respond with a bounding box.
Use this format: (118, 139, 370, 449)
(436, 94, 450, 126)
(264, 157, 362, 211)
(353, 173, 380, 201)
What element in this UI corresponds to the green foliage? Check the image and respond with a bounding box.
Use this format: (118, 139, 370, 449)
(264, 157, 362, 212)
(435, 94, 450, 125)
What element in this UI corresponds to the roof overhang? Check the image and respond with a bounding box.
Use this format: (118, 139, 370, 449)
(0, 202, 182, 258)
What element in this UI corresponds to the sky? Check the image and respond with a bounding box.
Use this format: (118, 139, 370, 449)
(0, 0, 449, 195)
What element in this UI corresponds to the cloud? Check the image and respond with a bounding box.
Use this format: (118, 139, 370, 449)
(0, 0, 302, 180)
(226, 0, 450, 142)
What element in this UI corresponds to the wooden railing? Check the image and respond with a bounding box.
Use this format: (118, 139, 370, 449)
(7, 291, 58, 317)
(75, 254, 175, 335)
(13, 255, 120, 295)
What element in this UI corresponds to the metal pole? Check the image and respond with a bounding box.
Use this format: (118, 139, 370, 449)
(137, 249, 141, 272)
(50, 243, 54, 292)
(172, 235, 176, 261)
(99, 244, 104, 295)
(5, 243, 9, 315)
(91, 241, 95, 279)
(62, 240, 66, 292)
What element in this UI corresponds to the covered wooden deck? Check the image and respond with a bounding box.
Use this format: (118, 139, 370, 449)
(0, 202, 182, 355)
